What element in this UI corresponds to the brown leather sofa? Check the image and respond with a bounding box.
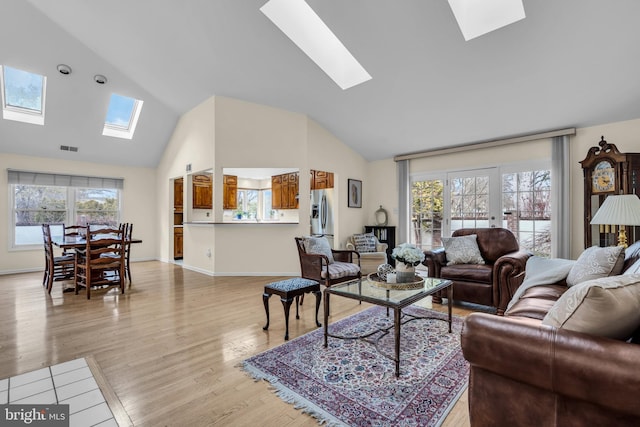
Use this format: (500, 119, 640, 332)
(461, 241, 640, 427)
(423, 228, 532, 314)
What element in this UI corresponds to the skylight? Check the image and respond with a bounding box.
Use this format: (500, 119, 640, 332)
(102, 93, 143, 140)
(448, 0, 525, 41)
(0, 65, 46, 125)
(260, 0, 371, 90)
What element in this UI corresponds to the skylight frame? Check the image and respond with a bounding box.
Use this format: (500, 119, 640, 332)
(102, 93, 144, 140)
(0, 65, 47, 126)
(260, 0, 372, 90)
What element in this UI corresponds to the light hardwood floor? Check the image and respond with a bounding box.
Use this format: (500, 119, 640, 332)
(0, 261, 474, 426)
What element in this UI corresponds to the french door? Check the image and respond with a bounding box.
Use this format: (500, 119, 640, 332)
(448, 168, 502, 233)
(410, 168, 501, 250)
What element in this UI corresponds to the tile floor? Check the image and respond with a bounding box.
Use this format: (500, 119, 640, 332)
(0, 358, 118, 427)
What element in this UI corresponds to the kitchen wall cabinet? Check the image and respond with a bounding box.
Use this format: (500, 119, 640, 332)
(310, 170, 334, 190)
(223, 174, 238, 210)
(272, 172, 299, 209)
(192, 174, 212, 209)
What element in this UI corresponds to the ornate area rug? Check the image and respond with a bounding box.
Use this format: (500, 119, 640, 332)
(242, 305, 468, 427)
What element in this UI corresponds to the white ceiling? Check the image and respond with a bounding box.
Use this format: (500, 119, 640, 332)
(2, 0, 640, 168)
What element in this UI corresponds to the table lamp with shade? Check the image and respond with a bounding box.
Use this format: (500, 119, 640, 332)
(590, 194, 640, 248)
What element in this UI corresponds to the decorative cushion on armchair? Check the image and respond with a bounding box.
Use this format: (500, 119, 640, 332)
(423, 228, 532, 314)
(346, 234, 388, 275)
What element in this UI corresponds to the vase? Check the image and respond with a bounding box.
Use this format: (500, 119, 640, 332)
(395, 262, 415, 283)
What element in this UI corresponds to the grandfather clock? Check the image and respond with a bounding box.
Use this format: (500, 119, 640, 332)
(580, 136, 640, 248)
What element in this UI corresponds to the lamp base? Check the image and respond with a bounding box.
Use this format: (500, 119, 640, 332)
(617, 229, 628, 248)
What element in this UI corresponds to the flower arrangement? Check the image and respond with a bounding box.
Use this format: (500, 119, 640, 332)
(391, 243, 425, 267)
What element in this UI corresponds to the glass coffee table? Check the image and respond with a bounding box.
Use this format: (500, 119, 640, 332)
(323, 276, 453, 377)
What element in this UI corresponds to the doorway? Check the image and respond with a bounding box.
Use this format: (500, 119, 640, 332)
(410, 167, 500, 251)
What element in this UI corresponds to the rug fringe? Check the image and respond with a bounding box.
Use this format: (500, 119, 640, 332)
(241, 361, 347, 426)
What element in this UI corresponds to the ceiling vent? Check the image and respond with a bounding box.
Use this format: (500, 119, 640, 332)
(60, 145, 78, 152)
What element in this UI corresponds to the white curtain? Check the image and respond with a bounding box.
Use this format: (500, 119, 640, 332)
(551, 135, 571, 258)
(397, 160, 409, 244)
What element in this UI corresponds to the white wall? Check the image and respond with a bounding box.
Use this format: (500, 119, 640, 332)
(0, 153, 157, 274)
(155, 96, 369, 276)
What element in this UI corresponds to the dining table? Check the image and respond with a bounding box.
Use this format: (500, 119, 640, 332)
(51, 234, 142, 292)
(51, 235, 142, 249)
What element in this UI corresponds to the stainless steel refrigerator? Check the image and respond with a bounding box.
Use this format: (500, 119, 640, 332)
(310, 189, 334, 248)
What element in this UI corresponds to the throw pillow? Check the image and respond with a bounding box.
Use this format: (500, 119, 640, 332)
(352, 233, 377, 253)
(566, 245, 625, 287)
(542, 274, 640, 340)
(442, 234, 484, 266)
(303, 236, 334, 263)
(624, 258, 640, 275)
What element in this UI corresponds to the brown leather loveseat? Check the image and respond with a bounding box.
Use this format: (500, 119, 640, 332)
(423, 228, 532, 314)
(461, 241, 640, 426)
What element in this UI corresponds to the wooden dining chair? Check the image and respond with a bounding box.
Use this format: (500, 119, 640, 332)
(62, 224, 87, 251)
(122, 222, 133, 282)
(42, 224, 76, 293)
(75, 225, 126, 299)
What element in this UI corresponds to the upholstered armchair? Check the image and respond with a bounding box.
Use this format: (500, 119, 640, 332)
(346, 233, 388, 275)
(295, 237, 361, 289)
(423, 228, 532, 315)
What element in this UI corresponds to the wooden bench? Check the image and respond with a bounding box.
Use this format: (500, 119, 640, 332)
(262, 278, 321, 340)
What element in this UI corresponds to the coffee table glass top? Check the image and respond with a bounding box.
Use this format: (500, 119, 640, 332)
(327, 277, 451, 306)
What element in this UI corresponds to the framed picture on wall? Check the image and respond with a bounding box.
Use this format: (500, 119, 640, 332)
(348, 179, 362, 208)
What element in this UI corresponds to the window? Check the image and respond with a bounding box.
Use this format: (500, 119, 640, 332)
(411, 178, 444, 251)
(502, 170, 551, 257)
(102, 93, 143, 139)
(0, 65, 46, 125)
(237, 189, 259, 219)
(8, 171, 122, 248)
(410, 163, 552, 257)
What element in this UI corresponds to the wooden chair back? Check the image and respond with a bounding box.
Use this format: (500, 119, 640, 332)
(75, 225, 125, 299)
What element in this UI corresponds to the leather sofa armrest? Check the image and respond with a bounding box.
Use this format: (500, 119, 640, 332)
(493, 250, 533, 315)
(346, 242, 356, 251)
(377, 242, 389, 253)
(462, 313, 640, 418)
(423, 247, 446, 278)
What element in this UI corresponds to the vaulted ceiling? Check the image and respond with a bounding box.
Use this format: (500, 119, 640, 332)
(2, 0, 640, 167)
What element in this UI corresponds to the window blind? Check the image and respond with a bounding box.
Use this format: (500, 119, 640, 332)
(7, 169, 124, 189)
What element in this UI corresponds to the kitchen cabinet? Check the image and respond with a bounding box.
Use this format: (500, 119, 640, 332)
(174, 227, 183, 259)
(310, 170, 334, 190)
(223, 174, 238, 210)
(192, 174, 212, 209)
(272, 172, 299, 209)
(174, 178, 183, 212)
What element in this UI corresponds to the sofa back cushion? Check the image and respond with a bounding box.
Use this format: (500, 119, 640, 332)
(623, 240, 640, 272)
(452, 228, 519, 263)
(542, 274, 640, 340)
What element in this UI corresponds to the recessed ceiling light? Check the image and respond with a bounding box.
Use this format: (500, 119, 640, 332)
(448, 0, 525, 41)
(94, 74, 107, 84)
(260, 0, 371, 90)
(57, 64, 72, 75)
